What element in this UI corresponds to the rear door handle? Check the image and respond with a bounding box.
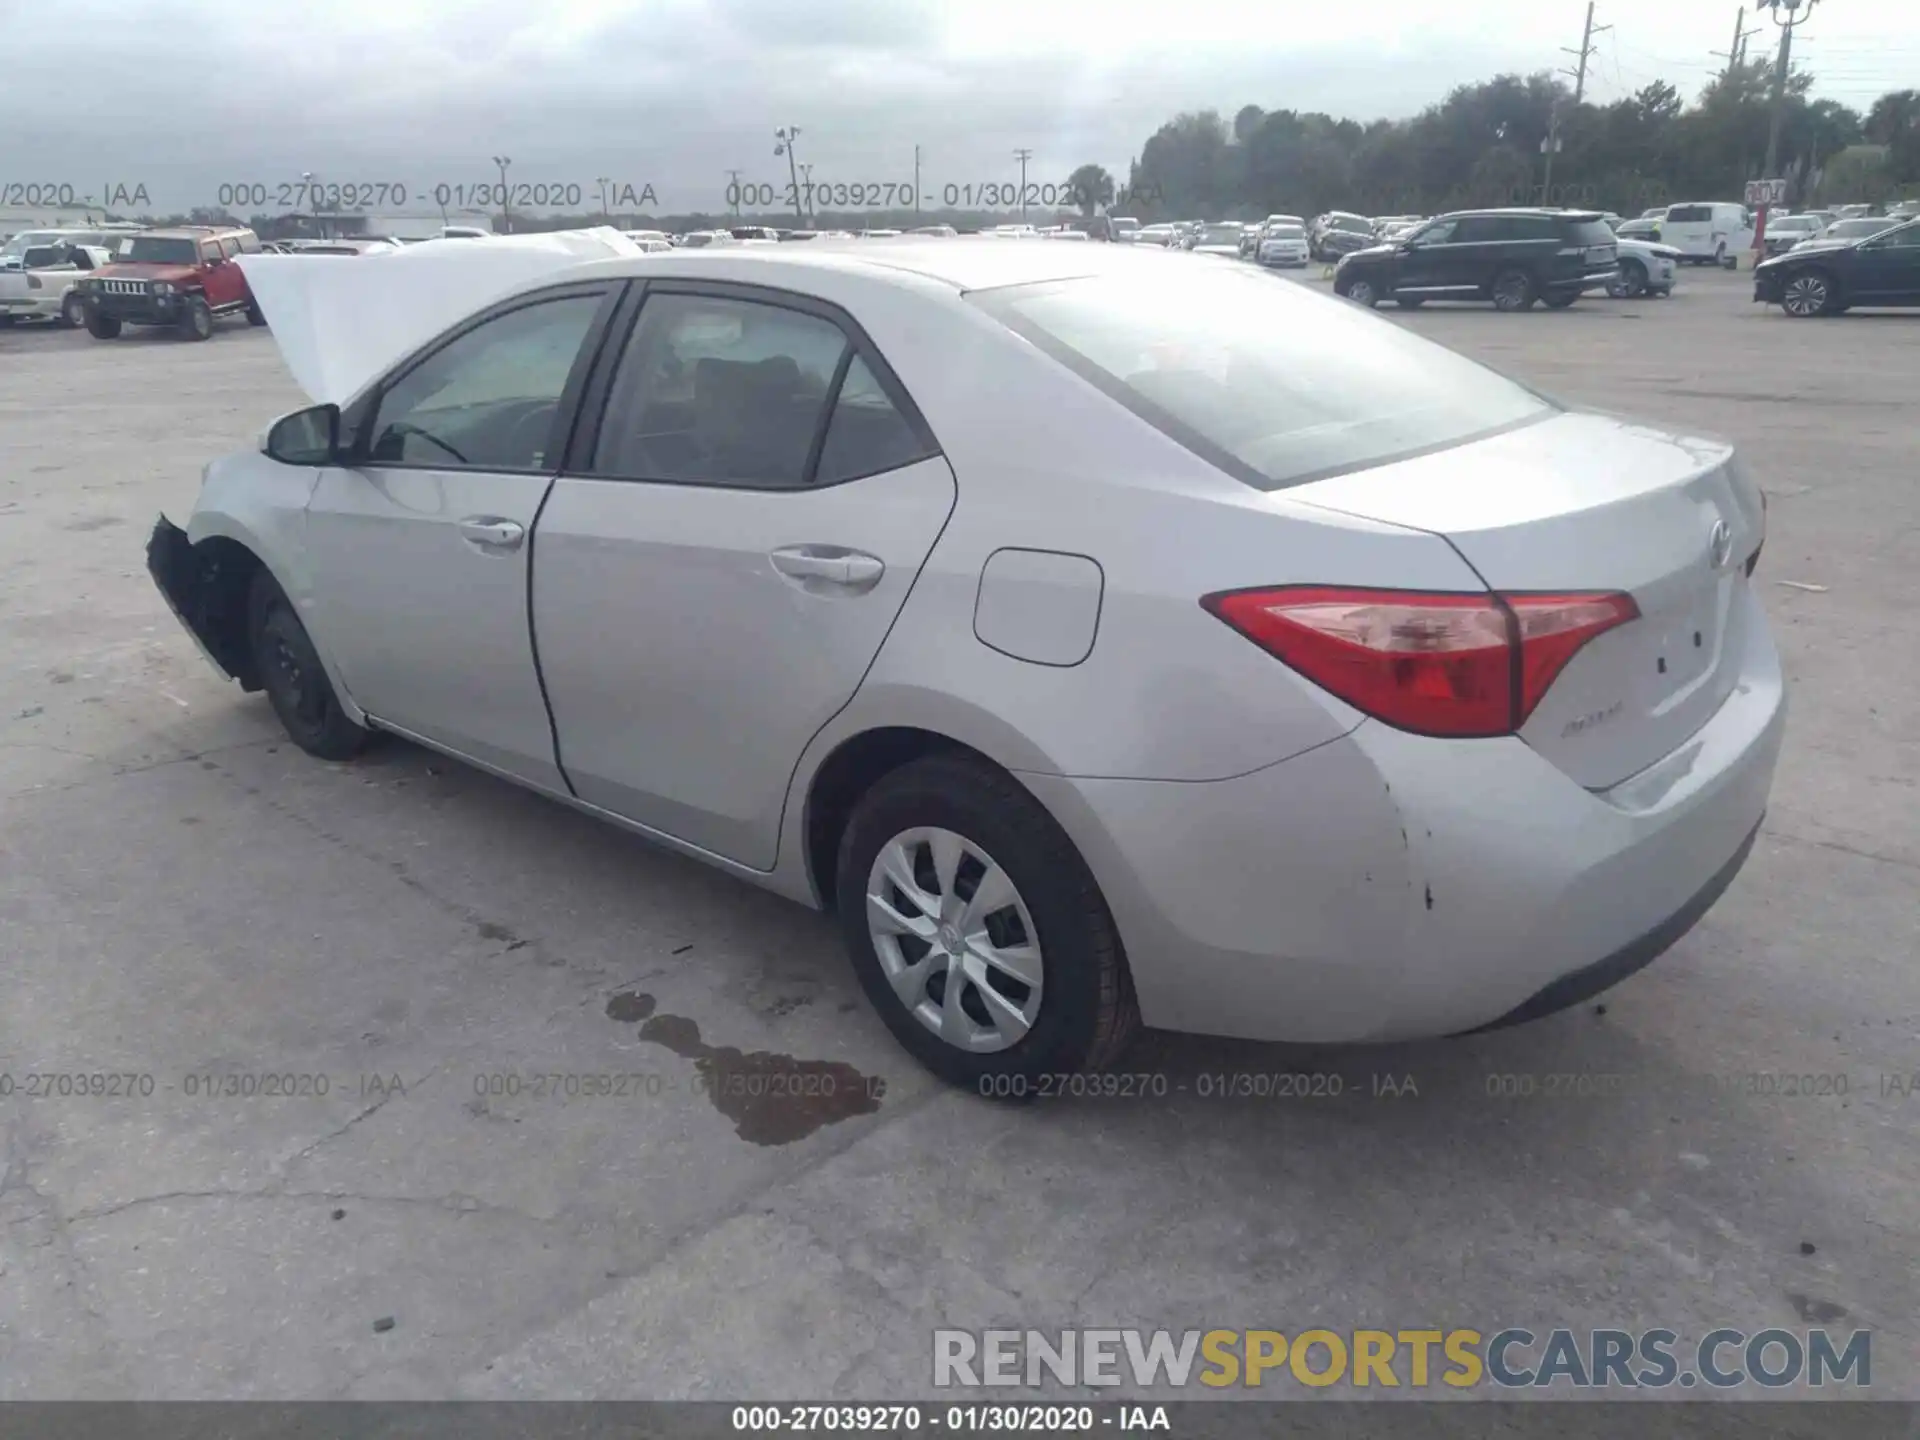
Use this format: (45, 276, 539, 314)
(459, 517, 525, 551)
(770, 546, 885, 592)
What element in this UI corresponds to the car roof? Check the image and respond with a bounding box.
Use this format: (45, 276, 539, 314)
(1446, 208, 1606, 220)
(555, 236, 1206, 294)
(138, 227, 241, 240)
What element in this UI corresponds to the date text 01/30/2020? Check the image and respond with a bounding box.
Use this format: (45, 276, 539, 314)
(211, 180, 660, 212)
(725, 180, 1168, 211)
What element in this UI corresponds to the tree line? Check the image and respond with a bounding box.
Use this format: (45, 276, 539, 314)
(1069, 69, 1919, 222)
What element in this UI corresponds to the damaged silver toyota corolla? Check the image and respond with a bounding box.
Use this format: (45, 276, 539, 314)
(150, 228, 1784, 1089)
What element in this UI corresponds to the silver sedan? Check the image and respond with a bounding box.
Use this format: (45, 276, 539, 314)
(149, 240, 1785, 1087)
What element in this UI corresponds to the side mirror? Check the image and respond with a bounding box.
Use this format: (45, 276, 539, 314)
(264, 403, 341, 466)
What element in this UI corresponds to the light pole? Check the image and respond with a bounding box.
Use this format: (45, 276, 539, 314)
(597, 177, 612, 222)
(798, 163, 814, 225)
(913, 145, 922, 216)
(774, 127, 804, 227)
(492, 155, 513, 234)
(301, 170, 323, 238)
(1013, 148, 1033, 223)
(1757, 0, 1817, 245)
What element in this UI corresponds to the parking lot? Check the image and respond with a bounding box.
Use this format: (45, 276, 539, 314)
(1, 261, 1915, 1402)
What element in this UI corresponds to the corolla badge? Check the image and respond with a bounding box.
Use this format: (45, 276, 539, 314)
(1709, 517, 1735, 570)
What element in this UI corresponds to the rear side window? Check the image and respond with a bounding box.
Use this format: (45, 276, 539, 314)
(1451, 216, 1509, 243)
(973, 268, 1553, 492)
(1668, 206, 1711, 223)
(592, 293, 847, 489)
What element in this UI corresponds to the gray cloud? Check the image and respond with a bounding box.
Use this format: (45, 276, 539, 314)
(2, 0, 1908, 218)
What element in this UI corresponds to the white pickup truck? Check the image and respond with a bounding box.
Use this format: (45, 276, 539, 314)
(0, 242, 112, 328)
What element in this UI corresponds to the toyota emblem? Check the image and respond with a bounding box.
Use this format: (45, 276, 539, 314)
(1709, 518, 1735, 570)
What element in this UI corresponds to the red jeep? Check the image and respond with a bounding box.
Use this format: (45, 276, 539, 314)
(79, 226, 267, 341)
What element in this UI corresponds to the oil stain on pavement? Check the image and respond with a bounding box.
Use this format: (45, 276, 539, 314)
(605, 990, 884, 1145)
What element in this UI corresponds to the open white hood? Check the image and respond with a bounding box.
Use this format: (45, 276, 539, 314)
(236, 227, 644, 406)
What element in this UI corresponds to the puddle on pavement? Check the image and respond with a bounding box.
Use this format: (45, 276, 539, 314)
(604, 991, 884, 1145)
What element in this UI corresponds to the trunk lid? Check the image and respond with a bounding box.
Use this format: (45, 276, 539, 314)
(1289, 411, 1766, 790)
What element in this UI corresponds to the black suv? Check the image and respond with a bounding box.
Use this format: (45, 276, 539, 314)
(1333, 209, 1620, 312)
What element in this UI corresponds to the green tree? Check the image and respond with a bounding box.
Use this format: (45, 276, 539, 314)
(1067, 164, 1116, 215)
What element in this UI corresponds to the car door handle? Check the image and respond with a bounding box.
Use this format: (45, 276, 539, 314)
(770, 546, 885, 591)
(459, 517, 525, 551)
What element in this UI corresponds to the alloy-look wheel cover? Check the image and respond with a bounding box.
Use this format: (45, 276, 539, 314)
(865, 826, 1044, 1054)
(1783, 276, 1828, 316)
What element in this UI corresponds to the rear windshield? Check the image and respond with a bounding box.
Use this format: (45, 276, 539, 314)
(1329, 215, 1371, 232)
(972, 268, 1554, 492)
(1562, 218, 1617, 246)
(1200, 225, 1243, 245)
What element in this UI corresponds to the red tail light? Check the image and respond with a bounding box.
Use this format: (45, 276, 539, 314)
(1201, 585, 1639, 738)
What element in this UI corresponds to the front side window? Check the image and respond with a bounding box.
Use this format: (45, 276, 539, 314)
(973, 267, 1552, 492)
(1412, 219, 1459, 244)
(1865, 222, 1920, 249)
(367, 295, 602, 471)
(592, 293, 850, 488)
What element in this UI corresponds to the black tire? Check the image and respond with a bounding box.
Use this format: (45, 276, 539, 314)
(246, 300, 268, 327)
(179, 296, 214, 341)
(1393, 296, 1425, 309)
(834, 753, 1140, 1090)
(1491, 268, 1537, 312)
(1338, 274, 1381, 307)
(61, 293, 88, 328)
(247, 571, 371, 761)
(85, 312, 121, 339)
(0, 315, 14, 328)
(1607, 260, 1647, 298)
(1541, 291, 1579, 309)
(1780, 270, 1839, 318)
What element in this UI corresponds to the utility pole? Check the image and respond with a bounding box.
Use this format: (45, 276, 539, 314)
(1756, 0, 1818, 249)
(492, 156, 512, 234)
(726, 169, 743, 216)
(1542, 4, 1610, 204)
(1013, 148, 1033, 223)
(913, 145, 922, 216)
(1560, 1, 1611, 105)
(774, 127, 804, 227)
(1711, 7, 1762, 81)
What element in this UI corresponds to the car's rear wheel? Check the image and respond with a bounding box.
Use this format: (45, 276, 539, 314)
(61, 293, 87, 328)
(1607, 260, 1647, 298)
(248, 571, 371, 761)
(835, 754, 1139, 1090)
(1542, 291, 1579, 309)
(246, 300, 268, 327)
(1491, 269, 1537, 312)
(85, 312, 120, 339)
(1781, 271, 1838, 318)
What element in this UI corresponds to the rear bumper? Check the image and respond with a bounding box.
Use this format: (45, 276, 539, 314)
(1025, 588, 1786, 1044)
(1553, 267, 1628, 295)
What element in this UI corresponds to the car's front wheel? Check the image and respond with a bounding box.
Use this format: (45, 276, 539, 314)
(1338, 275, 1380, 307)
(1541, 290, 1579, 309)
(835, 754, 1139, 1090)
(179, 297, 215, 341)
(1607, 260, 1647, 298)
(85, 312, 121, 339)
(248, 571, 371, 761)
(61, 293, 87, 328)
(246, 300, 268, 327)
(1780, 271, 1839, 318)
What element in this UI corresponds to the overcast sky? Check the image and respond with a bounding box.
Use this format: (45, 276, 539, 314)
(5, 0, 1915, 213)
